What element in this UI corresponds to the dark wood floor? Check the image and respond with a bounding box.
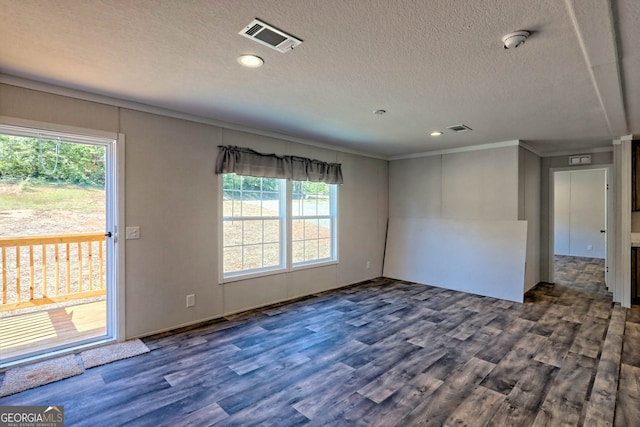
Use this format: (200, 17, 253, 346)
(0, 256, 637, 426)
(616, 301, 640, 426)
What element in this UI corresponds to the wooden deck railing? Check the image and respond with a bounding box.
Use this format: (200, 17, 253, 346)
(0, 233, 107, 312)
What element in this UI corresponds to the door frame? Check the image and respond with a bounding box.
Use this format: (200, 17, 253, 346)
(0, 117, 125, 366)
(548, 164, 613, 287)
(106, 131, 126, 343)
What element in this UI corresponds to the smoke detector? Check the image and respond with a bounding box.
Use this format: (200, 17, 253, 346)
(239, 18, 302, 53)
(502, 31, 530, 49)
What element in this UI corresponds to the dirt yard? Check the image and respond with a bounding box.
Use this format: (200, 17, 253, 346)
(0, 183, 105, 237)
(223, 199, 332, 272)
(0, 183, 106, 317)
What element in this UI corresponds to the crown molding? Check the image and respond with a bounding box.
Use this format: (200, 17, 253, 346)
(537, 145, 614, 157)
(0, 74, 387, 161)
(389, 140, 521, 161)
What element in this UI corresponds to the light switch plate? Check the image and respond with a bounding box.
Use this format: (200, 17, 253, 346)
(125, 226, 140, 240)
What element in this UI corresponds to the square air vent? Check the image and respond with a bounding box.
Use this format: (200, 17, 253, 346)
(447, 124, 472, 132)
(239, 19, 302, 53)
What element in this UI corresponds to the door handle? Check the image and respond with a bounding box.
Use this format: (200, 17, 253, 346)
(600, 230, 606, 233)
(105, 231, 113, 238)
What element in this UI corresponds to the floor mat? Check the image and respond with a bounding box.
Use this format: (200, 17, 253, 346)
(0, 339, 150, 397)
(0, 354, 83, 397)
(81, 339, 150, 369)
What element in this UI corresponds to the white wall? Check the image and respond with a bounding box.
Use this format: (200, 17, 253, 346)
(613, 140, 631, 307)
(0, 83, 389, 338)
(386, 145, 537, 302)
(384, 217, 527, 302)
(554, 171, 572, 255)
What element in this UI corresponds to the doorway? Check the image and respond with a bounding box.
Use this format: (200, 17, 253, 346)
(0, 124, 118, 366)
(553, 168, 609, 286)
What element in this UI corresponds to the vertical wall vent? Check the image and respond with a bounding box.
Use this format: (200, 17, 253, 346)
(239, 19, 302, 53)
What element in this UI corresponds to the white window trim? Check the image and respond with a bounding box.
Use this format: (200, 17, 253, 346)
(220, 176, 287, 281)
(291, 182, 338, 268)
(219, 175, 338, 284)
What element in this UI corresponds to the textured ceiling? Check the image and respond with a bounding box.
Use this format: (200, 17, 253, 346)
(0, 0, 637, 158)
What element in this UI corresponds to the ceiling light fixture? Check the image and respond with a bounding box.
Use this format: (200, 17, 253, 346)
(430, 131, 443, 136)
(237, 54, 264, 68)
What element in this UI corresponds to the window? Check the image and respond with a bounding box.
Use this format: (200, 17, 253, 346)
(292, 181, 337, 265)
(222, 174, 286, 276)
(222, 175, 337, 280)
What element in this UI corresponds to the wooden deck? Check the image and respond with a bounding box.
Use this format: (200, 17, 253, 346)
(0, 301, 106, 362)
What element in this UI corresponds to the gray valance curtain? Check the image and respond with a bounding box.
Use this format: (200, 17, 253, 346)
(216, 145, 343, 184)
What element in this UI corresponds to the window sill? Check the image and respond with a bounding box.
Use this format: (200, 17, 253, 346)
(219, 259, 339, 284)
(292, 259, 339, 272)
(221, 266, 287, 284)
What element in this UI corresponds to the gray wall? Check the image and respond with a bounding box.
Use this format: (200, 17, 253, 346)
(441, 148, 519, 220)
(539, 151, 613, 282)
(389, 147, 520, 220)
(386, 145, 539, 301)
(0, 83, 389, 338)
(519, 147, 541, 291)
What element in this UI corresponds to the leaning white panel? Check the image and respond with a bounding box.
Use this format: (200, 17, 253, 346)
(384, 217, 528, 303)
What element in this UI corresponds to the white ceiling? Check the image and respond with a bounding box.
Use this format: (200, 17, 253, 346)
(0, 0, 637, 158)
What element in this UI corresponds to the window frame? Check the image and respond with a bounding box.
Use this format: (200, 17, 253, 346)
(219, 174, 338, 283)
(221, 175, 287, 281)
(290, 181, 338, 268)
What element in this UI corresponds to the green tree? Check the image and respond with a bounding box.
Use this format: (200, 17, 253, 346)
(223, 174, 329, 200)
(0, 135, 105, 187)
(223, 174, 280, 199)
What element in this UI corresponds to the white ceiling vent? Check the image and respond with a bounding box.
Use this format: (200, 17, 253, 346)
(239, 19, 302, 53)
(447, 124, 472, 132)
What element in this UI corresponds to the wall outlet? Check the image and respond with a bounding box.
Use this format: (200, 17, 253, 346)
(186, 294, 195, 308)
(366, 261, 371, 269)
(587, 245, 593, 251)
(125, 226, 140, 240)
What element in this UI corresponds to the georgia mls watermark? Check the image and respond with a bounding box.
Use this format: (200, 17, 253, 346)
(0, 406, 64, 427)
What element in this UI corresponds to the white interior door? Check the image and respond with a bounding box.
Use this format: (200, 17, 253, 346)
(570, 169, 606, 258)
(554, 169, 607, 259)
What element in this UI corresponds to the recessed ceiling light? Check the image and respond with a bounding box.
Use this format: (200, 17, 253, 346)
(430, 131, 443, 136)
(374, 109, 387, 115)
(237, 54, 264, 68)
